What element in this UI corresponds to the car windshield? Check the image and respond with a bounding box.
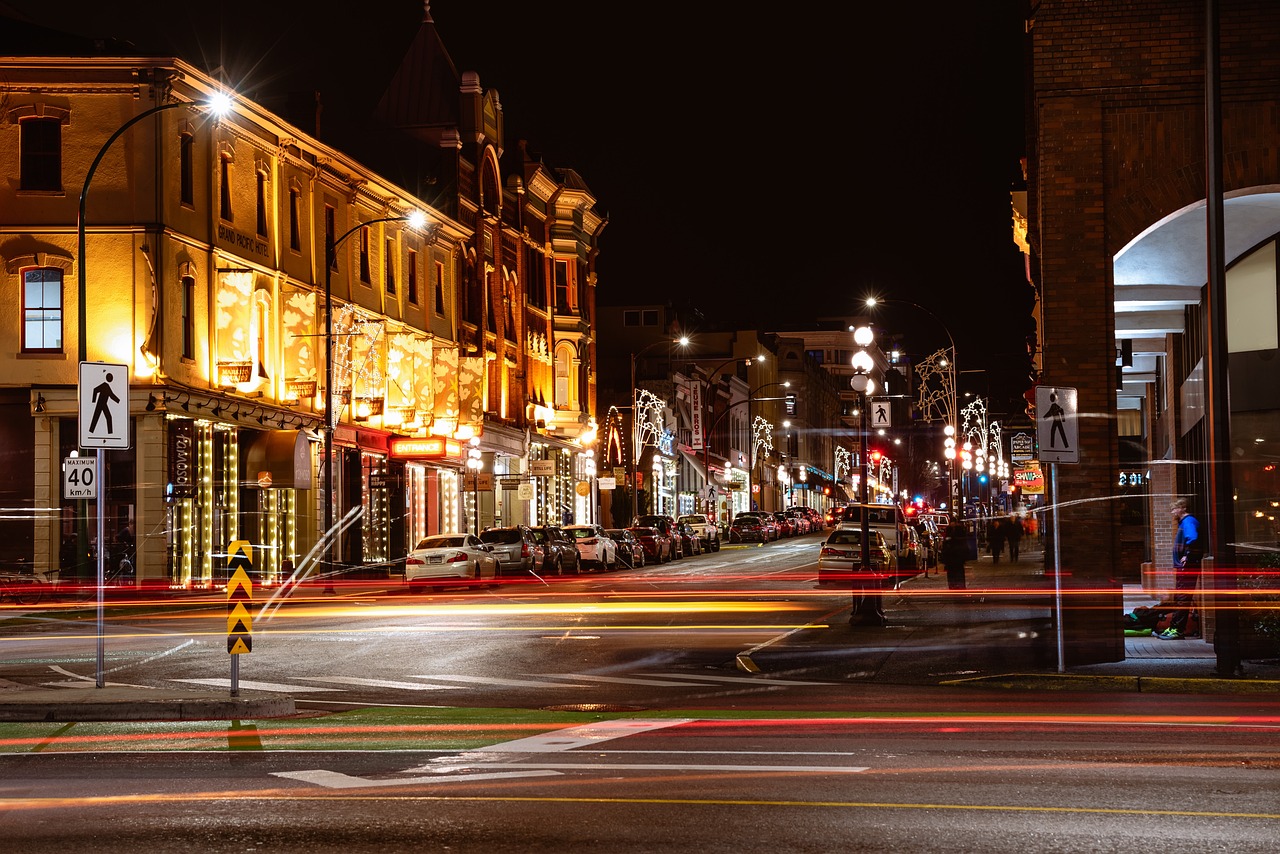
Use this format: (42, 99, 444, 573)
(417, 536, 466, 549)
(567, 528, 593, 539)
(825, 531, 864, 546)
(679, 515, 707, 524)
(479, 529, 522, 545)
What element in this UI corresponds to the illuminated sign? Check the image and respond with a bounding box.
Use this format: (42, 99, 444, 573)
(389, 437, 462, 459)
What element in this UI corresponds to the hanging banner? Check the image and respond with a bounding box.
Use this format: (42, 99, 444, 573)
(690, 381, 704, 451)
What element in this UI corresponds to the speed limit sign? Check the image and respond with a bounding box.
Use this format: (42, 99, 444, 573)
(64, 457, 97, 499)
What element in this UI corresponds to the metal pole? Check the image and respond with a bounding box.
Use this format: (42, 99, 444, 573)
(1051, 462, 1064, 673)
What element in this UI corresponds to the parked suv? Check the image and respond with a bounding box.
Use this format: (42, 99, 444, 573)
(478, 525, 544, 576)
(677, 514, 721, 552)
(563, 524, 619, 571)
(528, 525, 581, 575)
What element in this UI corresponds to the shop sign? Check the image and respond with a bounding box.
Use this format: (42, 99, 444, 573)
(530, 459, 556, 477)
(1010, 432, 1034, 463)
(597, 477, 616, 490)
(389, 437, 461, 460)
(517, 483, 535, 500)
(168, 419, 195, 498)
(575, 481, 591, 496)
(1014, 466, 1044, 495)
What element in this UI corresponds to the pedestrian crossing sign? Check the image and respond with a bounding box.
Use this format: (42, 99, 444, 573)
(78, 361, 130, 449)
(1035, 386, 1079, 464)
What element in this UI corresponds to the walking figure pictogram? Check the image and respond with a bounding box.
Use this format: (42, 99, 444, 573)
(89, 372, 120, 434)
(1043, 389, 1068, 449)
(875, 403, 888, 423)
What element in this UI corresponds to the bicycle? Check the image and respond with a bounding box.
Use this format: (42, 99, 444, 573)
(0, 571, 46, 606)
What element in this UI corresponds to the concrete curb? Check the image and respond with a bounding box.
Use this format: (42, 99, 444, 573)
(942, 672, 1280, 694)
(0, 688, 297, 722)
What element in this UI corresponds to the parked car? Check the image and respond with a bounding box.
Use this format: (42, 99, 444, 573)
(633, 514, 683, 559)
(817, 527, 895, 587)
(404, 533, 499, 590)
(772, 512, 795, 538)
(478, 525, 544, 576)
(823, 506, 843, 527)
(729, 512, 772, 543)
(564, 524, 619, 571)
(677, 513, 721, 552)
(784, 508, 811, 535)
(528, 525, 582, 575)
(628, 526, 675, 563)
(675, 521, 703, 557)
(606, 528, 646, 569)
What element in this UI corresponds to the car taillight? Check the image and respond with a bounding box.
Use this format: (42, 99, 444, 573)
(447, 552, 468, 563)
(521, 543, 531, 557)
(406, 557, 423, 566)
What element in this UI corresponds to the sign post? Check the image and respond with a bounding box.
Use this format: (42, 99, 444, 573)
(1034, 385, 1080, 673)
(226, 541, 254, 696)
(78, 361, 130, 688)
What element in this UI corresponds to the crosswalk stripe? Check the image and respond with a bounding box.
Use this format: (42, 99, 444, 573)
(471, 718, 694, 753)
(410, 674, 593, 689)
(174, 678, 341, 693)
(300, 676, 465, 691)
(273, 769, 561, 789)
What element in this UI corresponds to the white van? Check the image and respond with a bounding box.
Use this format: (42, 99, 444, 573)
(836, 503, 915, 581)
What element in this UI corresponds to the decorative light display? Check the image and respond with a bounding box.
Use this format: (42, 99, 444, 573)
(751, 415, 774, 469)
(834, 446, 851, 482)
(635, 388, 667, 453)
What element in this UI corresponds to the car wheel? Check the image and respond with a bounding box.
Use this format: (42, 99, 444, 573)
(712, 539, 721, 552)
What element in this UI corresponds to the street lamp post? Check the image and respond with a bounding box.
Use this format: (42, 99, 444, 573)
(76, 87, 231, 688)
(628, 336, 689, 519)
(864, 296, 959, 516)
(466, 437, 483, 533)
(322, 211, 425, 570)
(849, 324, 883, 626)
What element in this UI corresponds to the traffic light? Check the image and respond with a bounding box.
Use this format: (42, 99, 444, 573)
(870, 450, 882, 464)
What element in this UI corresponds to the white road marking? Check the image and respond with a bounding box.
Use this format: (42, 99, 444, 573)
(174, 678, 341, 693)
(299, 676, 465, 691)
(537, 673, 725, 687)
(422, 761, 871, 773)
(272, 769, 561, 788)
(644, 671, 839, 686)
(409, 674, 592, 689)
(474, 718, 694, 752)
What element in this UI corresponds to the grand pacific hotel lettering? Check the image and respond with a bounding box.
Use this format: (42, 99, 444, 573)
(217, 224, 271, 258)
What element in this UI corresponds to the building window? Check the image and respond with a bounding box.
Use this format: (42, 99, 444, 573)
(255, 170, 268, 237)
(288, 187, 301, 251)
(642, 309, 659, 326)
(179, 133, 194, 206)
(22, 268, 62, 352)
(359, 226, 371, 284)
(407, 250, 418, 304)
(219, 155, 232, 221)
(324, 205, 336, 270)
(554, 260, 571, 311)
(434, 260, 446, 316)
(385, 238, 396, 295)
(181, 274, 195, 359)
(19, 117, 61, 192)
(623, 310, 640, 327)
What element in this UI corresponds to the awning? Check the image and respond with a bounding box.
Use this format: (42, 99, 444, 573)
(243, 430, 312, 490)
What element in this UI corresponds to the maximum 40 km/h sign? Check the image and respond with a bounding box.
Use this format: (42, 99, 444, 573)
(63, 457, 97, 499)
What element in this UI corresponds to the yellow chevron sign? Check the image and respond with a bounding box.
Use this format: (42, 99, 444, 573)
(226, 539, 253, 655)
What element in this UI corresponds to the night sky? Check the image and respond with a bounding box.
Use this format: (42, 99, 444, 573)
(3, 0, 1033, 417)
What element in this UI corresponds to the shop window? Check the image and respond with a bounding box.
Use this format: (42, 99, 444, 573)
(19, 116, 61, 192)
(324, 204, 337, 270)
(407, 250, 418, 304)
(22, 267, 63, 352)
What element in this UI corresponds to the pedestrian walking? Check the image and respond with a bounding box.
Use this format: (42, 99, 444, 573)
(1006, 515, 1023, 562)
(1159, 498, 1203, 640)
(987, 517, 1006, 564)
(941, 520, 969, 590)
